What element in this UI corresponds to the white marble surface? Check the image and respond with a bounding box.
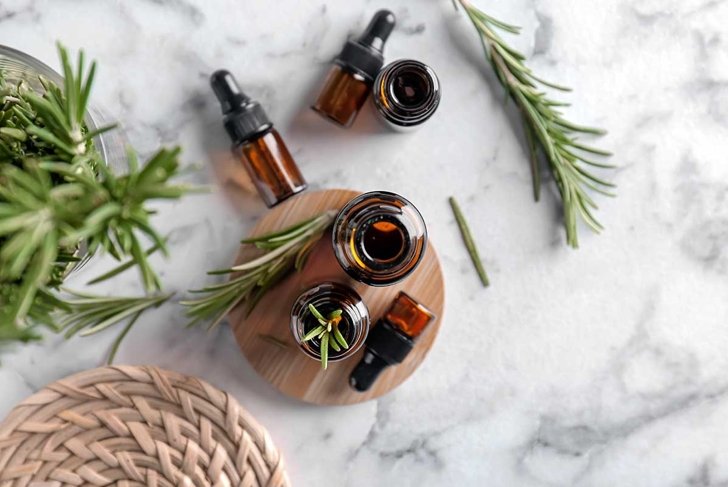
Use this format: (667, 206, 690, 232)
(2, 0, 728, 485)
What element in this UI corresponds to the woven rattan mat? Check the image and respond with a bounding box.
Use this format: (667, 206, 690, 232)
(0, 366, 290, 487)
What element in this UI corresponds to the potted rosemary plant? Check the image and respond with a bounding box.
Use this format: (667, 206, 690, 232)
(0, 44, 189, 358)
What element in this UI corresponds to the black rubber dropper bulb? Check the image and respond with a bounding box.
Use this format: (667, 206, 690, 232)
(210, 70, 272, 144)
(357, 9, 396, 54)
(335, 9, 396, 81)
(210, 69, 306, 207)
(210, 70, 247, 115)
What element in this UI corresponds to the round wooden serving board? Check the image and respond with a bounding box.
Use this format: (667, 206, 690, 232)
(229, 189, 445, 405)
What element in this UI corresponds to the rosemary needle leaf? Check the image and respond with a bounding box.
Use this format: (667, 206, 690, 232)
(309, 303, 327, 324)
(303, 325, 325, 342)
(106, 310, 142, 365)
(321, 333, 329, 370)
(59, 291, 172, 338)
(87, 241, 163, 285)
(449, 197, 490, 287)
(333, 326, 348, 349)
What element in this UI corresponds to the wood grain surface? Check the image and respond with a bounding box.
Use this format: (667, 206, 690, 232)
(229, 189, 445, 406)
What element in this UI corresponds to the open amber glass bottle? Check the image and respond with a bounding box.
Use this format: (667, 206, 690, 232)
(332, 191, 427, 287)
(372, 59, 441, 130)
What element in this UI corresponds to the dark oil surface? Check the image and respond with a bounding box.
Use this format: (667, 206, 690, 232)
(361, 218, 407, 263)
(392, 71, 429, 107)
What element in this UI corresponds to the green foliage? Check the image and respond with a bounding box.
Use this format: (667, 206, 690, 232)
(183, 211, 336, 329)
(0, 43, 189, 350)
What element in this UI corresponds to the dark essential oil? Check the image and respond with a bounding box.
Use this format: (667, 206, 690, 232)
(357, 215, 409, 269)
(211, 70, 307, 207)
(311, 10, 396, 128)
(350, 291, 436, 392)
(392, 69, 430, 106)
(332, 191, 427, 287)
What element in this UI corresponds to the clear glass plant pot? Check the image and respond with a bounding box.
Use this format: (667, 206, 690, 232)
(0, 44, 127, 274)
(290, 282, 370, 364)
(0, 45, 126, 170)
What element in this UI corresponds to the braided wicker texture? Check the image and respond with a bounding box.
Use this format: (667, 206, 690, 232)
(0, 366, 290, 487)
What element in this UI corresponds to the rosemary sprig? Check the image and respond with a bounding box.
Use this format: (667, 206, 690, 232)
(56, 290, 172, 364)
(449, 196, 489, 287)
(182, 210, 336, 329)
(454, 1, 615, 248)
(302, 303, 348, 370)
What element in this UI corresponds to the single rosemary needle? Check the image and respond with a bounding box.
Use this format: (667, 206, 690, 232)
(257, 333, 289, 349)
(449, 196, 490, 287)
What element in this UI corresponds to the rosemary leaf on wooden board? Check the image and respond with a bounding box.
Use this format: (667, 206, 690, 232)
(182, 210, 336, 329)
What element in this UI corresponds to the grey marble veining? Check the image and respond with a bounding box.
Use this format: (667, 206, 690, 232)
(2, 0, 728, 485)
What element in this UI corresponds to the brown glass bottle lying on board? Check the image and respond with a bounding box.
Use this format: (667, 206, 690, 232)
(311, 10, 396, 128)
(211, 70, 307, 207)
(349, 291, 436, 392)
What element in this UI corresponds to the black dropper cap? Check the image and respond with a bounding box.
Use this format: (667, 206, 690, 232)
(335, 10, 396, 82)
(211, 70, 272, 145)
(349, 320, 414, 392)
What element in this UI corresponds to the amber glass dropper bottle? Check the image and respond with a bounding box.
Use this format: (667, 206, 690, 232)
(211, 70, 307, 207)
(311, 10, 396, 128)
(349, 291, 436, 392)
